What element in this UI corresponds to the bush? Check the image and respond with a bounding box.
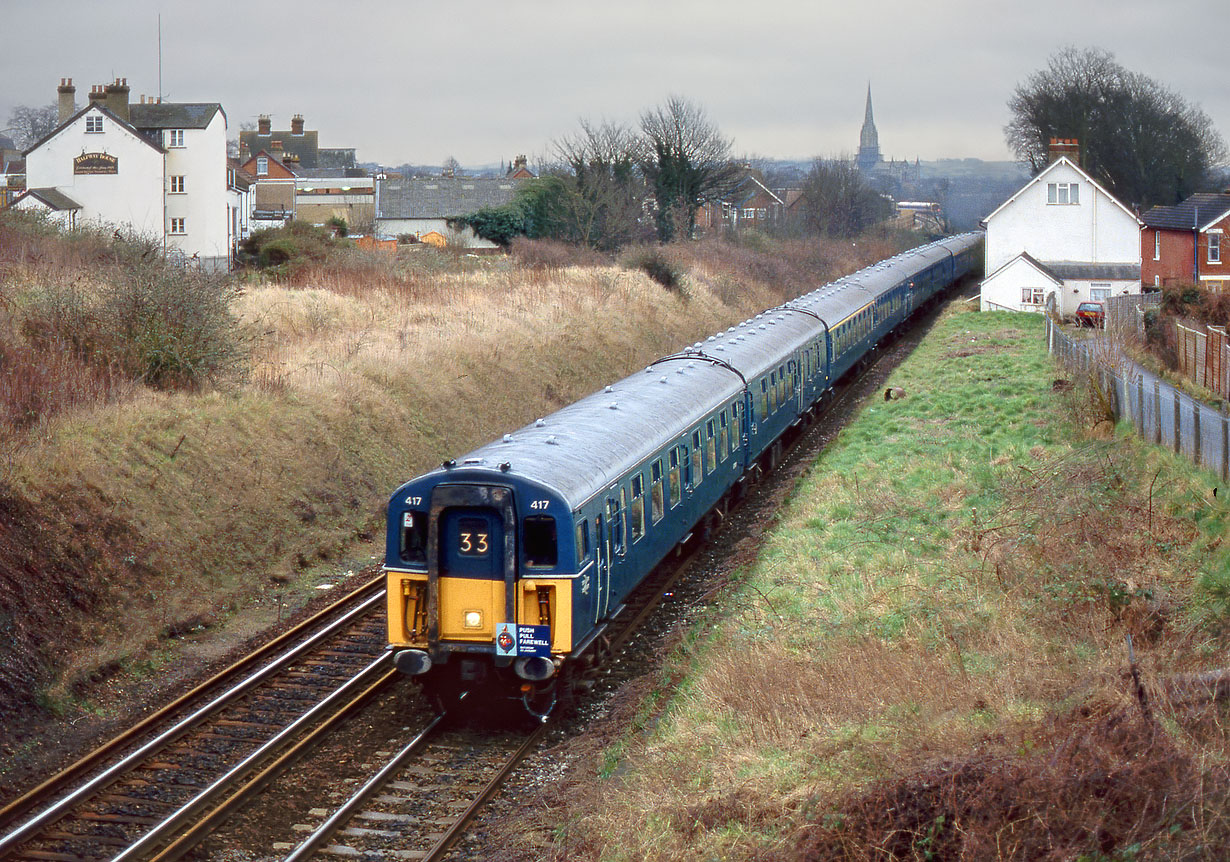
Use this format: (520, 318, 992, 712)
(621, 246, 683, 291)
(240, 222, 344, 275)
(22, 257, 243, 390)
(510, 237, 606, 272)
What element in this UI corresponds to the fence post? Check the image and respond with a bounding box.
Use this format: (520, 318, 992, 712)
(1137, 377, 1145, 434)
(1154, 381, 1162, 445)
(1194, 402, 1202, 466)
(1223, 414, 1229, 484)
(1174, 392, 1182, 455)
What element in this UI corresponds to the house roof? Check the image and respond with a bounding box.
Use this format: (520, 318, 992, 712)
(726, 175, 784, 208)
(980, 156, 1141, 227)
(239, 129, 321, 169)
(129, 103, 223, 130)
(17, 187, 82, 210)
(24, 103, 167, 157)
(376, 176, 530, 219)
(982, 252, 1139, 286)
(1140, 193, 1230, 232)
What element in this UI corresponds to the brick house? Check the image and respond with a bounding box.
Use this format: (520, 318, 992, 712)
(1140, 193, 1230, 292)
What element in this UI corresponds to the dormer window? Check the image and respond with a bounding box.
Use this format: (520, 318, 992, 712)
(256, 156, 268, 176)
(86, 115, 103, 133)
(1047, 182, 1079, 205)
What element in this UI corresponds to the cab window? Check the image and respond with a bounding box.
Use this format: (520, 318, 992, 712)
(524, 516, 557, 567)
(400, 510, 427, 565)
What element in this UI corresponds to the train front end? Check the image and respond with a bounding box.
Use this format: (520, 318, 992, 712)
(384, 466, 576, 716)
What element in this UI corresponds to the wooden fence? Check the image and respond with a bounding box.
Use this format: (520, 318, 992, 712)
(1047, 317, 1230, 482)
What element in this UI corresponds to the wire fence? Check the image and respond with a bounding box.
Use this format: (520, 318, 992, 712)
(1046, 316, 1230, 483)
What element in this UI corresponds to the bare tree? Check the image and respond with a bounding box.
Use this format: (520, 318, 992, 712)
(441, 156, 462, 178)
(551, 118, 646, 250)
(800, 158, 892, 238)
(6, 104, 60, 150)
(639, 96, 739, 242)
(1005, 46, 1226, 207)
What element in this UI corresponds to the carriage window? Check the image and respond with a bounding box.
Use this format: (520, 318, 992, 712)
(730, 402, 741, 455)
(692, 430, 703, 486)
(706, 420, 717, 473)
(575, 519, 590, 566)
(630, 475, 645, 541)
(760, 380, 768, 418)
(718, 412, 729, 460)
(769, 373, 777, 413)
(651, 460, 665, 523)
(669, 448, 682, 506)
(401, 510, 427, 565)
(524, 516, 557, 567)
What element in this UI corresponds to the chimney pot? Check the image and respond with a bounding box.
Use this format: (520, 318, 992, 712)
(57, 77, 77, 124)
(104, 77, 130, 122)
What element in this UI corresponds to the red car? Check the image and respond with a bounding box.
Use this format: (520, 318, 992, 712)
(1075, 301, 1105, 328)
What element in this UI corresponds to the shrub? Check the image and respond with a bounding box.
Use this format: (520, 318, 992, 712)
(621, 246, 683, 291)
(510, 237, 606, 272)
(22, 257, 243, 390)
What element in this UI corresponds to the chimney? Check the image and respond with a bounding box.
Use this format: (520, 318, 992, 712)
(291, 114, 304, 136)
(57, 78, 76, 124)
(1048, 137, 1080, 164)
(258, 114, 271, 135)
(105, 78, 130, 122)
(88, 85, 107, 109)
(271, 140, 284, 161)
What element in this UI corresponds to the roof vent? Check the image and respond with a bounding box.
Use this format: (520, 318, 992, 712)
(609, 402, 619, 410)
(546, 435, 558, 445)
(535, 418, 546, 427)
(502, 434, 513, 443)
(759, 324, 767, 330)
(463, 457, 483, 465)
(499, 461, 511, 472)
(604, 385, 614, 393)
(660, 376, 668, 384)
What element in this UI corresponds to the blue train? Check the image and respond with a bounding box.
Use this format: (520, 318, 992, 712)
(384, 233, 982, 716)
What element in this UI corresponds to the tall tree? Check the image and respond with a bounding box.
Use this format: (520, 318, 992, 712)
(799, 158, 892, 238)
(6, 104, 60, 150)
(1005, 47, 1226, 207)
(551, 118, 646, 250)
(639, 97, 739, 242)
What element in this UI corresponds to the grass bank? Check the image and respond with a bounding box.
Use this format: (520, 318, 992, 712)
(510, 305, 1230, 860)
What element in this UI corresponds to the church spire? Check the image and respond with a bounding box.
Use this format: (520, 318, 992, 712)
(857, 82, 882, 172)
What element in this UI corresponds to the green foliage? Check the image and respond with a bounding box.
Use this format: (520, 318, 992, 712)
(454, 203, 529, 247)
(239, 222, 344, 272)
(326, 216, 348, 237)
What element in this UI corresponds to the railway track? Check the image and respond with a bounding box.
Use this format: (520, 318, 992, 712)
(0, 576, 392, 862)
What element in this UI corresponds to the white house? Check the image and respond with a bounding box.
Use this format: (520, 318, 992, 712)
(15, 78, 233, 271)
(980, 141, 1142, 316)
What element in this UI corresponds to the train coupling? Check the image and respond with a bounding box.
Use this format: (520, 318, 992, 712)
(393, 648, 432, 676)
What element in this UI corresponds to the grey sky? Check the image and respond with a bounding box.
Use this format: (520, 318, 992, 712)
(4, 0, 1227, 168)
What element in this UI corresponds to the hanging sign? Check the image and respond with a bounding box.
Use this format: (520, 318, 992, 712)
(74, 153, 118, 175)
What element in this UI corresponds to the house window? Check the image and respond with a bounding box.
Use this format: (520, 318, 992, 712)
(170, 217, 186, 235)
(167, 129, 185, 147)
(86, 115, 103, 133)
(1154, 231, 1161, 261)
(1022, 287, 1044, 305)
(1210, 232, 1221, 264)
(1090, 285, 1110, 301)
(1047, 182, 1079, 205)
(757, 208, 766, 218)
(170, 175, 185, 194)
(742, 208, 755, 219)
(256, 156, 268, 176)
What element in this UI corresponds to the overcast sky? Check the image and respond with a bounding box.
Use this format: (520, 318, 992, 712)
(4, 0, 1227, 169)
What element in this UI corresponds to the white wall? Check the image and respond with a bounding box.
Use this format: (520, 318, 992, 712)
(375, 217, 497, 249)
(165, 110, 229, 268)
(24, 107, 164, 242)
(981, 257, 1059, 313)
(985, 160, 1141, 275)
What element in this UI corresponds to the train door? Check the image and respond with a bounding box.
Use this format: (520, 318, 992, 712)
(793, 355, 804, 412)
(428, 484, 516, 644)
(594, 513, 610, 622)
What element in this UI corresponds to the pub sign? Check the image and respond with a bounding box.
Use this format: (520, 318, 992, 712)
(74, 153, 118, 175)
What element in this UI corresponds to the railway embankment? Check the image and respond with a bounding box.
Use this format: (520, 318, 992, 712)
(0, 212, 910, 796)
(494, 303, 1230, 860)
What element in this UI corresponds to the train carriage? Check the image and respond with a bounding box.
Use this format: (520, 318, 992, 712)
(385, 232, 983, 717)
